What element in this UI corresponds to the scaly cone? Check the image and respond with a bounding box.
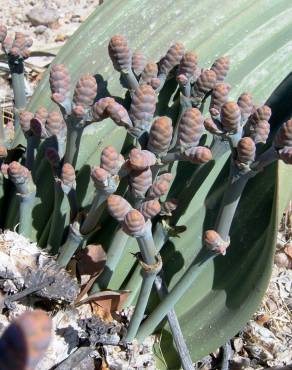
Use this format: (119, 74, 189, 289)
(129, 167, 153, 198)
(140, 199, 161, 219)
(194, 69, 217, 99)
(147, 116, 173, 155)
(129, 84, 156, 135)
(178, 51, 198, 79)
(209, 82, 231, 118)
(108, 35, 132, 73)
(107, 194, 133, 222)
(237, 92, 253, 124)
(236, 137, 256, 164)
(245, 105, 271, 144)
(108, 34, 138, 90)
(132, 50, 147, 76)
(159, 42, 185, 76)
(128, 148, 156, 171)
(73, 74, 97, 110)
(220, 101, 241, 134)
(49, 64, 71, 110)
(274, 119, 292, 149)
(177, 107, 204, 149)
(140, 61, 158, 87)
(100, 146, 124, 175)
(211, 56, 230, 82)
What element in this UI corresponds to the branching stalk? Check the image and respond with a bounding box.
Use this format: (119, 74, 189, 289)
(18, 190, 36, 238)
(124, 222, 194, 370)
(10, 63, 26, 130)
(80, 191, 108, 235)
(215, 164, 253, 241)
(136, 250, 215, 341)
(122, 70, 139, 91)
(8, 163, 36, 239)
(169, 94, 193, 149)
(161, 151, 181, 164)
(47, 182, 70, 254)
(124, 221, 161, 342)
(125, 262, 159, 342)
(25, 135, 39, 170)
(64, 126, 83, 168)
(124, 221, 167, 304)
(57, 220, 83, 267)
(67, 188, 79, 221)
(251, 146, 278, 172)
(154, 275, 195, 370)
(63, 115, 83, 167)
(0, 121, 5, 147)
(92, 226, 129, 291)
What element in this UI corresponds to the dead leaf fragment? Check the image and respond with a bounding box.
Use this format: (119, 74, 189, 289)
(55, 34, 68, 42)
(76, 290, 130, 315)
(284, 243, 292, 258)
(77, 244, 107, 278)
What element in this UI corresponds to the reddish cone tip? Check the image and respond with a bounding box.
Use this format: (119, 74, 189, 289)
(123, 209, 146, 237)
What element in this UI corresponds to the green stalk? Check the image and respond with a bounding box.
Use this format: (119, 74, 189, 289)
(47, 182, 70, 254)
(92, 226, 129, 291)
(0, 173, 5, 227)
(57, 221, 83, 267)
(161, 151, 181, 164)
(0, 120, 5, 147)
(10, 68, 26, 130)
(38, 215, 52, 248)
(136, 250, 215, 341)
(122, 70, 139, 91)
(210, 135, 230, 159)
(25, 135, 39, 170)
(156, 74, 167, 93)
(251, 146, 278, 172)
(169, 94, 193, 150)
(124, 221, 167, 305)
(67, 188, 79, 221)
(215, 142, 279, 242)
(8, 169, 36, 239)
(215, 164, 253, 241)
(80, 191, 107, 235)
(125, 265, 158, 342)
(154, 274, 195, 370)
(18, 190, 36, 238)
(124, 222, 194, 369)
(179, 81, 191, 99)
(64, 126, 83, 168)
(124, 223, 161, 342)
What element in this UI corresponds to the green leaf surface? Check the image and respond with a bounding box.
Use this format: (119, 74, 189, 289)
(17, 0, 292, 366)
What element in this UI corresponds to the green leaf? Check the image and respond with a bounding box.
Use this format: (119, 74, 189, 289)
(10, 0, 292, 366)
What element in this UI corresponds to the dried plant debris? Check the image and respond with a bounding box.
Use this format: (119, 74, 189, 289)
(103, 336, 156, 370)
(0, 230, 79, 304)
(0, 231, 156, 369)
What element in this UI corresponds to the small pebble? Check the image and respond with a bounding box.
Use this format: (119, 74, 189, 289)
(233, 337, 244, 353)
(274, 252, 292, 269)
(34, 25, 47, 35)
(26, 7, 59, 26)
(266, 297, 277, 312)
